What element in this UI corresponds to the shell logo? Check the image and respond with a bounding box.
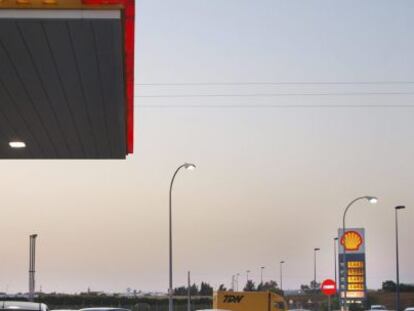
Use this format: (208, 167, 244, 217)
(341, 231, 363, 251)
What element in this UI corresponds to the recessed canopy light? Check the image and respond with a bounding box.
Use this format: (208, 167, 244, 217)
(9, 141, 26, 148)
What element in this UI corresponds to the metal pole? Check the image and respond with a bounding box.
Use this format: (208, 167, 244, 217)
(187, 271, 191, 311)
(169, 163, 195, 311)
(395, 206, 406, 311)
(334, 238, 338, 289)
(314, 248, 319, 290)
(314, 250, 316, 289)
(396, 209, 400, 311)
(260, 267, 265, 284)
(29, 236, 32, 300)
(29, 234, 37, 302)
(280, 261, 284, 291)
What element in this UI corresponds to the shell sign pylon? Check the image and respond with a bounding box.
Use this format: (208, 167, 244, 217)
(338, 228, 367, 306)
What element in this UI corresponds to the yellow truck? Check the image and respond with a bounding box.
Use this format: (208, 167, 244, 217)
(213, 291, 287, 311)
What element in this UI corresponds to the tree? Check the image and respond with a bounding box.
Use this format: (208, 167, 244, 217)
(199, 282, 213, 296)
(310, 280, 321, 292)
(173, 286, 187, 296)
(259, 280, 283, 295)
(190, 283, 199, 296)
(244, 280, 256, 291)
(382, 280, 414, 292)
(300, 284, 311, 294)
(382, 280, 396, 292)
(218, 284, 227, 291)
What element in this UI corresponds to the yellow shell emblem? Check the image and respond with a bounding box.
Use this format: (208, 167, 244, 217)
(341, 231, 363, 251)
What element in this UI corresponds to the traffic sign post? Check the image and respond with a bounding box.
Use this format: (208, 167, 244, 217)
(321, 279, 337, 311)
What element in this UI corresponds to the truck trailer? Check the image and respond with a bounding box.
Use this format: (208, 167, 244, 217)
(213, 291, 287, 311)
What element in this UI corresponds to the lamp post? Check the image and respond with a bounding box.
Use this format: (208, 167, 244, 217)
(395, 206, 406, 311)
(260, 266, 265, 284)
(29, 234, 38, 302)
(313, 248, 320, 290)
(334, 237, 338, 291)
(342, 196, 377, 311)
(169, 163, 196, 311)
(280, 261, 285, 291)
(187, 271, 191, 311)
(236, 273, 240, 291)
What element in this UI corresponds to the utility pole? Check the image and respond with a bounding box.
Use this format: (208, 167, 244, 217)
(314, 248, 320, 290)
(260, 266, 265, 284)
(187, 271, 191, 311)
(395, 206, 406, 311)
(29, 234, 38, 301)
(334, 237, 338, 289)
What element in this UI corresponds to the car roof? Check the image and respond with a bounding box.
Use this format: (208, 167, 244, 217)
(79, 309, 130, 311)
(0, 301, 47, 311)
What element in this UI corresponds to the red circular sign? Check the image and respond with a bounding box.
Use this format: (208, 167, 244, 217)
(321, 279, 337, 296)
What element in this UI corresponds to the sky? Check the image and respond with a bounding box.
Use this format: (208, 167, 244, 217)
(0, 0, 414, 294)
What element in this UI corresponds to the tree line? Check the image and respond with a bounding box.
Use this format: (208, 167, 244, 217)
(173, 282, 213, 296)
(174, 280, 283, 296)
(382, 280, 414, 292)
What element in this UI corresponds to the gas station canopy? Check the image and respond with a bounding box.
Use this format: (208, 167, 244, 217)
(0, 0, 134, 159)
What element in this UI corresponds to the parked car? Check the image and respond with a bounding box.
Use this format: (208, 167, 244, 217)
(370, 306, 387, 311)
(80, 308, 130, 311)
(0, 301, 48, 311)
(404, 308, 414, 311)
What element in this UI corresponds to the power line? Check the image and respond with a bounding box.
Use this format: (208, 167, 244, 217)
(135, 104, 414, 108)
(135, 91, 414, 98)
(135, 81, 414, 86)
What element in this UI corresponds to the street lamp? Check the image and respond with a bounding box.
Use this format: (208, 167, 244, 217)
(334, 237, 338, 290)
(236, 273, 240, 291)
(342, 196, 378, 310)
(395, 205, 406, 311)
(169, 163, 196, 311)
(29, 234, 38, 302)
(314, 248, 320, 290)
(260, 266, 265, 284)
(280, 261, 285, 291)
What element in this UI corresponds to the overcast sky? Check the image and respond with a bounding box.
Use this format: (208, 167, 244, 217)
(1, 0, 414, 294)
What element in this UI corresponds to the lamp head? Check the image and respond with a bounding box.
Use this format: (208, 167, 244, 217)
(366, 196, 378, 204)
(184, 163, 196, 170)
(395, 205, 406, 210)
